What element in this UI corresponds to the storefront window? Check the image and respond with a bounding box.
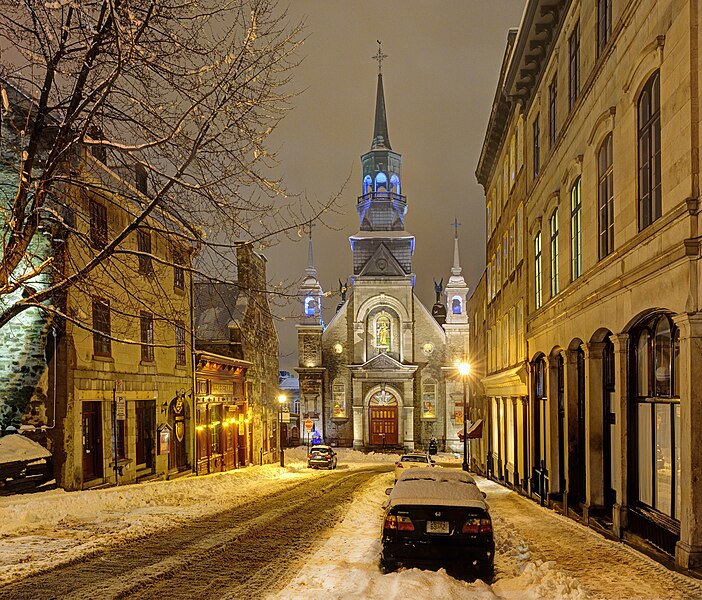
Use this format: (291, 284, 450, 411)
(332, 381, 346, 418)
(633, 314, 680, 519)
(422, 381, 436, 419)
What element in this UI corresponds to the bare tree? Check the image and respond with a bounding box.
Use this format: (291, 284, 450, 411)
(0, 0, 328, 340)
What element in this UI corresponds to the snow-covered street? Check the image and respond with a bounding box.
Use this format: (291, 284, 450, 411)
(1, 449, 701, 599)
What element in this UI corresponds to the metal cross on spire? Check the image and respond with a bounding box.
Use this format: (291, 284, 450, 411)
(452, 217, 461, 239)
(373, 40, 388, 74)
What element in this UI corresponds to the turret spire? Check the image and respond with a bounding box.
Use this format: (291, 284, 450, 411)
(307, 223, 315, 273)
(452, 217, 462, 276)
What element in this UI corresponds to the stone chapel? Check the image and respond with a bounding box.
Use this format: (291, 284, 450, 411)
(295, 67, 471, 453)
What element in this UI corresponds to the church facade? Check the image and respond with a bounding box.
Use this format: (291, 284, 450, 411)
(296, 70, 473, 454)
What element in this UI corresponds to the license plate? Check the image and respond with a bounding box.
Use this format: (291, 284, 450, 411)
(426, 520, 450, 534)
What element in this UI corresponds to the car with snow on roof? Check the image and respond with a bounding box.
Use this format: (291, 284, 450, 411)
(307, 445, 337, 469)
(393, 452, 438, 483)
(380, 469, 494, 579)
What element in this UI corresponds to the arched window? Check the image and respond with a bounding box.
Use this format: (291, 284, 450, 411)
(452, 295, 462, 314)
(632, 314, 680, 520)
(304, 296, 316, 317)
(363, 175, 373, 195)
(550, 209, 559, 296)
(598, 134, 614, 259)
(637, 71, 661, 230)
(571, 178, 582, 280)
(390, 174, 400, 195)
(375, 172, 388, 192)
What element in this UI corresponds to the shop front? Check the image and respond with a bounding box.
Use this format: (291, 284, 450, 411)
(195, 352, 252, 474)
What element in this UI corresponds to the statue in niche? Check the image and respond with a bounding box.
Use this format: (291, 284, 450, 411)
(433, 278, 444, 304)
(376, 315, 390, 350)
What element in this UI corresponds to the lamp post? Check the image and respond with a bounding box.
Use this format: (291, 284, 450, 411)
(457, 360, 471, 472)
(277, 394, 287, 467)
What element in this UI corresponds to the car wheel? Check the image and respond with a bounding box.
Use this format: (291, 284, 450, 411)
(379, 559, 397, 574)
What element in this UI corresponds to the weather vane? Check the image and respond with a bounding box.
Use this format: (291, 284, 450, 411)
(373, 40, 388, 74)
(452, 217, 461, 238)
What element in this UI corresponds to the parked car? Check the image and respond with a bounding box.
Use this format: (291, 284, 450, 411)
(380, 469, 495, 579)
(307, 445, 338, 469)
(394, 452, 437, 482)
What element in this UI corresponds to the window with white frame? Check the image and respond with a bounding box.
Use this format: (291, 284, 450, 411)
(535, 232, 543, 309)
(517, 300, 524, 361)
(550, 209, 560, 297)
(571, 177, 583, 280)
(517, 204, 524, 262)
(503, 233, 509, 283)
(517, 114, 524, 170)
(509, 307, 516, 365)
(497, 320, 502, 370)
(509, 219, 515, 273)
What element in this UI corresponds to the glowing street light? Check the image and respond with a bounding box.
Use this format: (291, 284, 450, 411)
(278, 394, 287, 467)
(457, 360, 471, 472)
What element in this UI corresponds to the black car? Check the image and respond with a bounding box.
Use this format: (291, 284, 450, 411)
(380, 469, 494, 579)
(307, 445, 338, 469)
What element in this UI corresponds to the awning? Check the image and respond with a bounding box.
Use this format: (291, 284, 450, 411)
(481, 364, 528, 397)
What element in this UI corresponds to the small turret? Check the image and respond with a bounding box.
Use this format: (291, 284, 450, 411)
(298, 226, 323, 326)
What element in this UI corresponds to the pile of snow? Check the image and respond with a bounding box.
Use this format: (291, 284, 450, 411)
(0, 434, 51, 464)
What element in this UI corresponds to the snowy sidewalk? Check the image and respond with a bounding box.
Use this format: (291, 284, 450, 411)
(272, 472, 702, 600)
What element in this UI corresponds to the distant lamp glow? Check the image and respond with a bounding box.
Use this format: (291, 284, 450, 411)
(457, 361, 471, 377)
(333, 343, 343, 354)
(278, 394, 287, 405)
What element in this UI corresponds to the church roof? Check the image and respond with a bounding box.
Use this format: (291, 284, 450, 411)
(371, 73, 392, 150)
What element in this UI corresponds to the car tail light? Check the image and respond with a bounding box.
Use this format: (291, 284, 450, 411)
(384, 514, 415, 532)
(479, 518, 492, 534)
(461, 518, 480, 534)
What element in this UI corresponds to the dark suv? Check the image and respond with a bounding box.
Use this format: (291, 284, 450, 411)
(307, 445, 338, 469)
(380, 469, 494, 579)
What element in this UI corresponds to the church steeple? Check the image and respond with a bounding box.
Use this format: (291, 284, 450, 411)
(351, 44, 414, 280)
(372, 73, 391, 150)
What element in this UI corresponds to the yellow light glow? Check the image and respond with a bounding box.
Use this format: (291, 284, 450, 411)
(277, 394, 287, 404)
(196, 425, 205, 432)
(457, 361, 471, 377)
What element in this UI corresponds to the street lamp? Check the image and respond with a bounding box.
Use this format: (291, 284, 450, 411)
(277, 394, 287, 467)
(457, 360, 471, 472)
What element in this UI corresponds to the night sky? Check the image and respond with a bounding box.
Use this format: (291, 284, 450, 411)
(265, 1, 526, 371)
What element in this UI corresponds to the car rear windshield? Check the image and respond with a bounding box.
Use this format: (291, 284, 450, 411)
(400, 455, 428, 463)
(311, 449, 330, 456)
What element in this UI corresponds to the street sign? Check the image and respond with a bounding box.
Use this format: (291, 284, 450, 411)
(115, 379, 124, 393)
(304, 419, 313, 432)
(116, 395, 126, 420)
(281, 410, 290, 424)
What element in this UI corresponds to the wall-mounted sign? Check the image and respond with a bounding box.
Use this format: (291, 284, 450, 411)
(158, 424, 172, 455)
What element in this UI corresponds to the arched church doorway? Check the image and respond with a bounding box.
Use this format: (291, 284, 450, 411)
(369, 388, 398, 446)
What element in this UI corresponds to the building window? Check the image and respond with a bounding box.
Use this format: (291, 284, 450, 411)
(533, 115, 541, 178)
(140, 312, 155, 362)
(509, 219, 515, 273)
(173, 252, 185, 290)
(487, 264, 492, 302)
(632, 314, 680, 520)
(509, 308, 516, 365)
(175, 321, 186, 366)
(516, 300, 524, 361)
(598, 134, 615, 259)
(550, 209, 559, 297)
(486, 201, 492, 240)
(510, 135, 516, 186)
(496, 251, 502, 293)
(451, 295, 463, 315)
(571, 178, 582, 280)
(517, 114, 524, 170)
(89, 200, 108, 249)
(92, 298, 111, 357)
(137, 229, 153, 275)
(569, 22, 580, 110)
(117, 418, 127, 459)
(549, 75, 558, 147)
(422, 380, 437, 419)
(496, 320, 502, 370)
(332, 380, 346, 418)
(502, 233, 508, 283)
(638, 72, 662, 230)
(534, 232, 542, 309)
(598, 0, 612, 55)
(516, 204, 524, 262)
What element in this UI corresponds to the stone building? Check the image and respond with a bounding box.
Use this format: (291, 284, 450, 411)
(295, 70, 471, 453)
(473, 0, 702, 569)
(195, 243, 281, 468)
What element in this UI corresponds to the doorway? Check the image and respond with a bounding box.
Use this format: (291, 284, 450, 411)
(82, 401, 103, 481)
(369, 389, 398, 446)
(603, 337, 616, 510)
(135, 400, 156, 472)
